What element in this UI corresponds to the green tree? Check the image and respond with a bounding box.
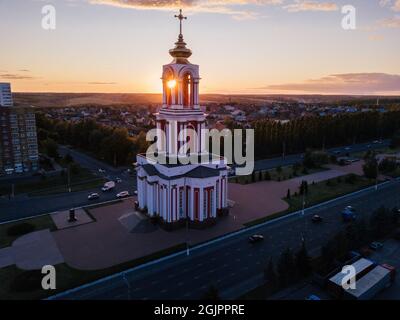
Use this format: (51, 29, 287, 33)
(363, 158, 378, 179)
(264, 258, 279, 293)
(277, 248, 297, 288)
(202, 285, 220, 300)
(296, 241, 311, 277)
(41, 138, 59, 159)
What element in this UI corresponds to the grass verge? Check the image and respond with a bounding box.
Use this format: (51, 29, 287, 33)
(0, 242, 186, 300)
(230, 165, 327, 184)
(0, 215, 57, 249)
(244, 174, 377, 227)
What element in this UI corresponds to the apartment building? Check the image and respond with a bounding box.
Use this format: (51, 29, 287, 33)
(0, 83, 39, 175)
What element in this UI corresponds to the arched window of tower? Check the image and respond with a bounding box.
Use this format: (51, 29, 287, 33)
(182, 72, 193, 108)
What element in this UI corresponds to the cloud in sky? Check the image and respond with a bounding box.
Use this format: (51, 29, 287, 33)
(379, 15, 400, 28)
(87, 82, 118, 85)
(88, 0, 282, 19)
(393, 0, 400, 11)
(282, 0, 338, 12)
(0, 73, 36, 80)
(262, 73, 400, 94)
(378, 0, 400, 11)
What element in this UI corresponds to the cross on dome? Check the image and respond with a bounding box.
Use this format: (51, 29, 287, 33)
(174, 9, 187, 36)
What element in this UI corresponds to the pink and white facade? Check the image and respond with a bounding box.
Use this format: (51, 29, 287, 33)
(136, 12, 229, 227)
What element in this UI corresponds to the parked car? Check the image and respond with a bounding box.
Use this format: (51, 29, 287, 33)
(88, 193, 99, 200)
(98, 168, 106, 173)
(116, 191, 130, 198)
(369, 241, 384, 250)
(311, 215, 323, 223)
(116, 178, 122, 183)
(248, 234, 264, 243)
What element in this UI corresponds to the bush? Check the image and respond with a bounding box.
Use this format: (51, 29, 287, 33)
(379, 158, 397, 173)
(10, 270, 42, 292)
(345, 173, 358, 184)
(7, 223, 36, 237)
(363, 159, 378, 179)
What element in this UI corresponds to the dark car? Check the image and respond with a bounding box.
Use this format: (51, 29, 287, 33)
(369, 242, 384, 250)
(311, 215, 323, 223)
(88, 193, 99, 200)
(249, 234, 264, 243)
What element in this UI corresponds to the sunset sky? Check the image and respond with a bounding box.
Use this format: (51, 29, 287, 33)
(1, 0, 400, 95)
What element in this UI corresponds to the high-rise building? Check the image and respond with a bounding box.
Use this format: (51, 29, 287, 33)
(0, 83, 39, 175)
(0, 83, 13, 107)
(136, 10, 229, 228)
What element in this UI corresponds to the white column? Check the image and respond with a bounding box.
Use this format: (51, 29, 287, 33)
(166, 122, 169, 154)
(190, 188, 194, 220)
(197, 123, 201, 153)
(212, 188, 216, 217)
(178, 81, 183, 106)
(200, 122, 206, 153)
(162, 82, 166, 105)
(199, 188, 204, 222)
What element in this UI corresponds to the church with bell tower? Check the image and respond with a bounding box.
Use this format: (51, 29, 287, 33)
(136, 10, 229, 228)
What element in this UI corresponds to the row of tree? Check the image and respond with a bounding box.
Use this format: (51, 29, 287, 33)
(253, 111, 400, 158)
(36, 113, 149, 166)
(264, 206, 399, 296)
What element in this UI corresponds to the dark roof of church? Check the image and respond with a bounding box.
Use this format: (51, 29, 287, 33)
(141, 164, 221, 180)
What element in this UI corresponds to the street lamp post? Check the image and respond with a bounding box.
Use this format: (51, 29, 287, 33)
(122, 273, 132, 299)
(183, 177, 190, 256)
(301, 190, 306, 243)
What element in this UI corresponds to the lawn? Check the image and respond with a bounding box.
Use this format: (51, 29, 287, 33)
(244, 174, 376, 227)
(0, 243, 187, 300)
(0, 215, 57, 249)
(230, 165, 328, 184)
(0, 211, 187, 300)
(285, 175, 375, 212)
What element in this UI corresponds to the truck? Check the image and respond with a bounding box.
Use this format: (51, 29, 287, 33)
(101, 181, 115, 192)
(344, 264, 396, 300)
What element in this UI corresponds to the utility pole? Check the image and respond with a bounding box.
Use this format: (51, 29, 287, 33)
(122, 273, 132, 299)
(301, 190, 306, 242)
(67, 165, 71, 193)
(282, 141, 286, 160)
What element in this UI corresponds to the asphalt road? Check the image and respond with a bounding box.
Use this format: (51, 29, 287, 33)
(0, 140, 389, 223)
(0, 146, 137, 223)
(253, 139, 389, 172)
(51, 178, 400, 300)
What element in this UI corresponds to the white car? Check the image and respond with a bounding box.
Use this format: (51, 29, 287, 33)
(116, 191, 130, 198)
(88, 193, 99, 200)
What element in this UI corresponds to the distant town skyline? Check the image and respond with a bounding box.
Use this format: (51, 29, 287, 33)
(1, 0, 400, 95)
